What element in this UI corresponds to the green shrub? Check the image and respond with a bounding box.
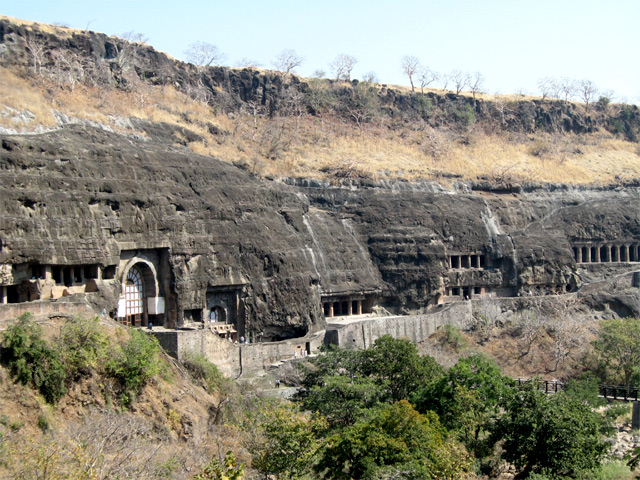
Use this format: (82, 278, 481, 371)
(437, 323, 467, 352)
(194, 451, 245, 480)
(0, 313, 67, 404)
(182, 350, 225, 393)
(596, 461, 634, 480)
(9, 420, 24, 432)
(452, 104, 476, 127)
(106, 329, 162, 405)
(58, 315, 109, 379)
(37, 412, 51, 432)
(564, 372, 606, 408)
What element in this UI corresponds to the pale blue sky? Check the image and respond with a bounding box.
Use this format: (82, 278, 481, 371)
(3, 0, 639, 102)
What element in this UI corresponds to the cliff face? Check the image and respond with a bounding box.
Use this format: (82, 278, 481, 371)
(298, 179, 640, 308)
(0, 125, 384, 338)
(2, 16, 639, 139)
(1, 125, 639, 339)
(1, 16, 640, 339)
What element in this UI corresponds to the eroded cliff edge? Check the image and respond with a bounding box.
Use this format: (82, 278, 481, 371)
(1, 125, 639, 340)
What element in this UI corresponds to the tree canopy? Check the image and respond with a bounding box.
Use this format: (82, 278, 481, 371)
(592, 317, 640, 388)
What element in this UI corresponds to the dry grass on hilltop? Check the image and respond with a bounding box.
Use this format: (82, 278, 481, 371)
(2, 66, 639, 185)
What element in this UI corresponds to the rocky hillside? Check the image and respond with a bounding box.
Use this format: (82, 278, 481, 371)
(1, 15, 640, 184)
(2, 122, 640, 338)
(2, 15, 639, 140)
(0, 15, 639, 341)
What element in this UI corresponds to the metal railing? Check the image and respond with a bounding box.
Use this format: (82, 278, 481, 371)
(516, 378, 640, 402)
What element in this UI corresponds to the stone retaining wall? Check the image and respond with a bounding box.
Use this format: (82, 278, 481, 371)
(0, 301, 95, 328)
(325, 302, 472, 349)
(153, 302, 474, 377)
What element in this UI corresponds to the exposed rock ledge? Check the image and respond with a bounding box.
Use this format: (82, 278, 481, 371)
(1, 125, 639, 344)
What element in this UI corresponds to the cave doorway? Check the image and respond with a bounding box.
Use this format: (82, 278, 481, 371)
(125, 266, 144, 327)
(209, 306, 227, 323)
(120, 260, 159, 327)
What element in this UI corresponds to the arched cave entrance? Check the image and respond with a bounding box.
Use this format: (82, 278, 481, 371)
(120, 260, 159, 327)
(209, 305, 227, 323)
(125, 266, 144, 326)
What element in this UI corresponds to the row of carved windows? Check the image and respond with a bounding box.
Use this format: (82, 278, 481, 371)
(323, 299, 364, 317)
(573, 244, 640, 263)
(448, 255, 485, 269)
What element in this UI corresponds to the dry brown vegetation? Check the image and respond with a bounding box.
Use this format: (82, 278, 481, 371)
(419, 296, 603, 381)
(0, 316, 256, 480)
(2, 64, 640, 185)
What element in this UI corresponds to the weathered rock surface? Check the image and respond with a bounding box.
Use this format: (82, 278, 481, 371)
(0, 125, 383, 337)
(1, 125, 639, 340)
(1, 16, 639, 340)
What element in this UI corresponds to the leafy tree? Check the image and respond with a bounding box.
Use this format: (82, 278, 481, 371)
(302, 374, 383, 427)
(316, 400, 473, 480)
(563, 372, 606, 408)
(182, 350, 226, 393)
(251, 404, 327, 479)
(592, 317, 640, 388)
(346, 80, 381, 130)
(299, 337, 442, 429)
(298, 344, 361, 391)
(493, 383, 608, 478)
(0, 313, 67, 404)
(414, 354, 513, 456)
(307, 77, 335, 115)
(359, 335, 443, 403)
